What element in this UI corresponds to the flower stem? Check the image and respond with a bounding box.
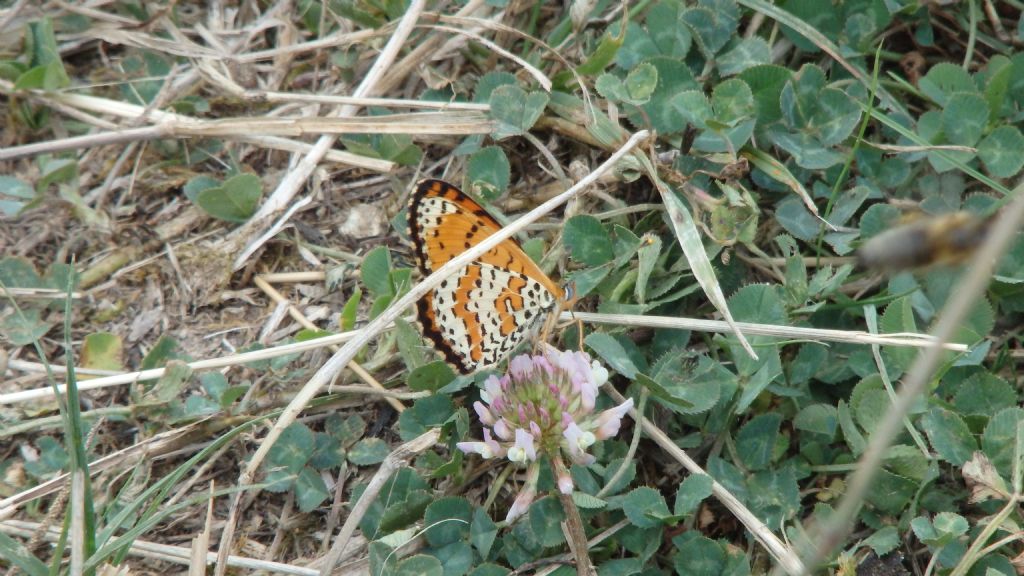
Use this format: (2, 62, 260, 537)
(558, 491, 594, 576)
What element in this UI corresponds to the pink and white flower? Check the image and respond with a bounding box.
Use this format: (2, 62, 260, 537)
(457, 349, 634, 522)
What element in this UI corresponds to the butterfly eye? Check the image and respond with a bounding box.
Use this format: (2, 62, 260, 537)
(562, 282, 575, 301)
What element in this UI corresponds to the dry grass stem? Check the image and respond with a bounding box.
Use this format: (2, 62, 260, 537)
(427, 24, 553, 92)
(1, 306, 961, 407)
(70, 471, 85, 576)
(530, 520, 631, 576)
(231, 28, 382, 64)
(252, 274, 404, 412)
(187, 484, 216, 576)
(0, 0, 29, 31)
(0, 287, 84, 300)
(565, 311, 969, 351)
(0, 112, 488, 160)
(865, 142, 978, 153)
(0, 519, 320, 576)
(0, 407, 131, 440)
(0, 328, 371, 405)
(256, 271, 326, 283)
(1, 423, 206, 517)
(5, 358, 121, 377)
(605, 386, 806, 575)
(164, 112, 495, 137)
(320, 428, 441, 575)
(0, 82, 396, 171)
(436, 13, 589, 99)
(251, 90, 491, 111)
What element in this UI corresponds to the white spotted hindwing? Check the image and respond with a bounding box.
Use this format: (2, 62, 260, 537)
(408, 179, 565, 373)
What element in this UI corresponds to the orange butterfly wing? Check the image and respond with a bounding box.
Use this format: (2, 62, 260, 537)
(408, 179, 565, 373)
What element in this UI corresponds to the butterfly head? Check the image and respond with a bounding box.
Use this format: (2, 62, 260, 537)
(560, 281, 579, 309)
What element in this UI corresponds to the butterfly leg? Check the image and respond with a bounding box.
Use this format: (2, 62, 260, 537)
(537, 309, 560, 348)
(551, 312, 584, 353)
(575, 316, 583, 353)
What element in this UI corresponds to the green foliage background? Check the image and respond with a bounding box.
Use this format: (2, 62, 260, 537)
(2, 1, 1024, 575)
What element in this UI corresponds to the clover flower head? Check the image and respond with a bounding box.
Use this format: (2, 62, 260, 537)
(457, 349, 633, 521)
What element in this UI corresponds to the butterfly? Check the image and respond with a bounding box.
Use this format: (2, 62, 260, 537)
(408, 179, 574, 374)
